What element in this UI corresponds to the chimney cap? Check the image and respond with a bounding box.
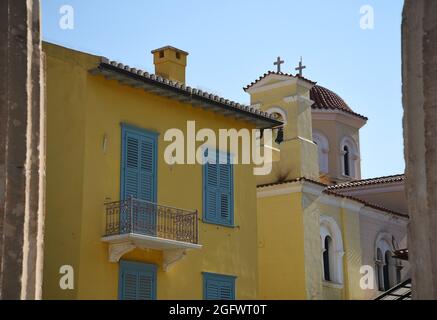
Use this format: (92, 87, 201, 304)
(151, 46, 189, 56)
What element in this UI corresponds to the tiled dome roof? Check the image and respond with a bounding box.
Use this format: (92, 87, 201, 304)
(310, 85, 352, 112)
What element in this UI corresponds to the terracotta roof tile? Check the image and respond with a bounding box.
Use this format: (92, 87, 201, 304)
(243, 72, 368, 120)
(310, 85, 368, 120)
(257, 177, 327, 189)
(91, 58, 282, 128)
(327, 174, 405, 191)
(243, 71, 316, 91)
(310, 85, 351, 111)
(323, 189, 408, 218)
(257, 176, 408, 218)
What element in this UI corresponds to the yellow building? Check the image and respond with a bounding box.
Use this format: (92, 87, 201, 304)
(42, 42, 281, 300)
(42, 41, 409, 300)
(244, 70, 409, 300)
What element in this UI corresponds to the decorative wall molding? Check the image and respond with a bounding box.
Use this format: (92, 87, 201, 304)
(313, 130, 330, 173)
(245, 76, 297, 94)
(320, 215, 345, 284)
(283, 95, 314, 107)
(163, 249, 187, 272)
(265, 106, 287, 124)
(108, 241, 136, 263)
(312, 109, 367, 129)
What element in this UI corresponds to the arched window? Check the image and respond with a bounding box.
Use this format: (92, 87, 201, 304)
(323, 236, 332, 281)
(383, 251, 391, 290)
(343, 146, 350, 176)
(313, 131, 330, 174)
(376, 248, 384, 291)
(340, 137, 359, 178)
(266, 107, 287, 145)
(320, 216, 344, 284)
(375, 233, 402, 291)
(275, 127, 284, 144)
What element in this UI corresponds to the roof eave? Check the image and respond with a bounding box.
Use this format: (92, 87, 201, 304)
(243, 71, 316, 92)
(327, 174, 405, 191)
(311, 106, 368, 121)
(257, 178, 408, 219)
(90, 61, 282, 129)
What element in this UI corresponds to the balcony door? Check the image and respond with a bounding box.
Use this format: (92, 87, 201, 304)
(121, 124, 158, 236)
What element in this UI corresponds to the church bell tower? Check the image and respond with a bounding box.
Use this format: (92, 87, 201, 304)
(244, 59, 319, 185)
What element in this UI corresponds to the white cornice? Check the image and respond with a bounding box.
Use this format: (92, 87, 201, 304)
(341, 198, 365, 212)
(318, 193, 364, 212)
(283, 95, 314, 107)
(257, 180, 408, 220)
(257, 184, 301, 198)
(318, 193, 342, 207)
(335, 182, 404, 196)
(296, 78, 315, 90)
(257, 180, 324, 198)
(312, 109, 367, 129)
(360, 206, 409, 224)
(245, 76, 297, 94)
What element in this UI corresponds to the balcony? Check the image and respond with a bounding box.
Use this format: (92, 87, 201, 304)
(101, 197, 202, 270)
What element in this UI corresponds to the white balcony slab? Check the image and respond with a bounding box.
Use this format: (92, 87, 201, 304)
(101, 233, 202, 267)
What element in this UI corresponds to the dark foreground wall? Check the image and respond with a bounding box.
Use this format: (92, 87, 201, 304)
(402, 0, 437, 300)
(0, 0, 45, 299)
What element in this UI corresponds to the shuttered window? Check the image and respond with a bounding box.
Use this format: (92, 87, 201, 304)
(121, 124, 157, 202)
(203, 272, 236, 300)
(203, 149, 234, 226)
(119, 261, 157, 300)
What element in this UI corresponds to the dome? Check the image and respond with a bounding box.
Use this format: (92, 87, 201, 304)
(310, 85, 352, 112)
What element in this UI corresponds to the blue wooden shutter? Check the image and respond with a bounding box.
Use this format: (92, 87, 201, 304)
(205, 279, 221, 300)
(203, 273, 236, 300)
(203, 149, 233, 225)
(139, 137, 155, 202)
(218, 154, 233, 225)
(121, 125, 157, 202)
(137, 270, 155, 300)
(124, 132, 140, 200)
(205, 161, 218, 222)
(119, 261, 157, 300)
(121, 270, 138, 300)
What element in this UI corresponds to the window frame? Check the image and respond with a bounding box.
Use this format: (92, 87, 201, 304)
(340, 136, 359, 179)
(320, 215, 345, 285)
(323, 235, 332, 281)
(375, 233, 401, 291)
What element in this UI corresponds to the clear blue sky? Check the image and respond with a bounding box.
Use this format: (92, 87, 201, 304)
(41, 0, 405, 179)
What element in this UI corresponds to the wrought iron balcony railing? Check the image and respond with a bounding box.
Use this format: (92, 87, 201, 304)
(104, 197, 198, 245)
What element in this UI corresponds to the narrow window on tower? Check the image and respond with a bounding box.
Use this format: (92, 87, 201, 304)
(343, 146, 350, 176)
(323, 236, 332, 281)
(383, 251, 391, 290)
(376, 248, 384, 291)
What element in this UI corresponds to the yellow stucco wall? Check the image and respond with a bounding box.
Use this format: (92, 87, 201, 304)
(317, 201, 364, 300)
(312, 119, 362, 181)
(43, 43, 258, 300)
(257, 192, 307, 299)
(256, 183, 365, 300)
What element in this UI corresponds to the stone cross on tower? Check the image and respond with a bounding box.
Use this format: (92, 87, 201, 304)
(295, 56, 306, 77)
(274, 56, 284, 73)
